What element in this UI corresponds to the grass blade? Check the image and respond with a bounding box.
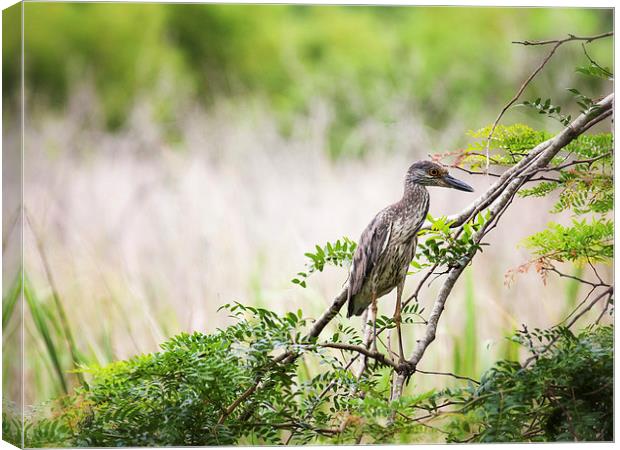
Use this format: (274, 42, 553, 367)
(23, 275, 68, 394)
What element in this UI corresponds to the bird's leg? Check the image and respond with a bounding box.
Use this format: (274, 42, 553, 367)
(395, 281, 405, 365)
(354, 309, 372, 379)
(371, 292, 378, 353)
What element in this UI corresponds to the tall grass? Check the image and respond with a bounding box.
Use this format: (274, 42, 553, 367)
(2, 272, 21, 331)
(451, 269, 478, 379)
(23, 274, 68, 394)
(564, 266, 584, 313)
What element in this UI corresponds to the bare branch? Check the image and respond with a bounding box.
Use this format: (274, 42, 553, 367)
(541, 151, 611, 172)
(594, 295, 613, 325)
(321, 342, 398, 369)
(452, 165, 501, 178)
(565, 287, 613, 330)
(547, 267, 605, 288)
(523, 287, 614, 367)
(512, 31, 613, 46)
(415, 369, 480, 385)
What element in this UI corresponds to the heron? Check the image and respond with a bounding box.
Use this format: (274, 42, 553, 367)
(346, 160, 474, 363)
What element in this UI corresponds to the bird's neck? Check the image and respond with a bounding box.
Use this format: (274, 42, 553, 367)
(402, 182, 428, 202)
(395, 183, 430, 239)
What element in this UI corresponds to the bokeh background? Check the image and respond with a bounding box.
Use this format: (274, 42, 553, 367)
(2, 4, 613, 408)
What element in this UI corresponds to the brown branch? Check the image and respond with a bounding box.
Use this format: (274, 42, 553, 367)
(415, 369, 480, 385)
(523, 286, 613, 367)
(558, 285, 597, 325)
(512, 31, 613, 46)
(217, 383, 259, 425)
(248, 422, 340, 436)
(526, 176, 561, 183)
(547, 267, 606, 288)
(542, 151, 612, 172)
(321, 342, 397, 369)
(452, 165, 501, 178)
(565, 287, 613, 330)
(581, 42, 613, 78)
(594, 296, 612, 325)
(483, 43, 561, 172)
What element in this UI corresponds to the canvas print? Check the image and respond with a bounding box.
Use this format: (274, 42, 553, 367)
(2, 2, 614, 446)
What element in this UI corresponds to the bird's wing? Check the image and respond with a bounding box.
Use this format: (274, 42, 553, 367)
(347, 209, 393, 300)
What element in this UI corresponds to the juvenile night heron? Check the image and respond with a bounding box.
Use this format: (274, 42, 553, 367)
(346, 160, 474, 363)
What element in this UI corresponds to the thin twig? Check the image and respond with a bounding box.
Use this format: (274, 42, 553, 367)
(217, 383, 259, 425)
(523, 287, 613, 367)
(594, 295, 612, 325)
(541, 152, 611, 172)
(321, 342, 397, 369)
(452, 165, 501, 178)
(512, 31, 613, 46)
(415, 369, 479, 385)
(581, 42, 613, 78)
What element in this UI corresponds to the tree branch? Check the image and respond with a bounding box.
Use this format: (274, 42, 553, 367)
(512, 31, 613, 46)
(415, 369, 480, 385)
(523, 286, 613, 367)
(321, 342, 398, 369)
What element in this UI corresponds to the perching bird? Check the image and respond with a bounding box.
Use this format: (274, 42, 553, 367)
(346, 160, 474, 362)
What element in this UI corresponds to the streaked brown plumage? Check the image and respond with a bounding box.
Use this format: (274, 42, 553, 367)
(345, 160, 474, 360)
(346, 182, 429, 317)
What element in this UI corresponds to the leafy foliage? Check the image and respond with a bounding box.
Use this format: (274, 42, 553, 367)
(518, 132, 612, 215)
(463, 124, 552, 168)
(292, 237, 356, 288)
(443, 62, 613, 443)
(71, 303, 311, 446)
(576, 42, 613, 81)
(445, 326, 613, 442)
(413, 212, 489, 271)
(459, 122, 612, 274)
(519, 97, 572, 126)
(9, 303, 438, 446)
(524, 218, 613, 264)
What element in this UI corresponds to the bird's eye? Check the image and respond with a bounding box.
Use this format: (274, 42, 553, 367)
(429, 169, 439, 177)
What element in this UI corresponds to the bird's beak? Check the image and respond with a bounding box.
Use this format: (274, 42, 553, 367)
(442, 174, 474, 192)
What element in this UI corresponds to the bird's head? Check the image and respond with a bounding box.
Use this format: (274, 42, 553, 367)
(406, 161, 474, 192)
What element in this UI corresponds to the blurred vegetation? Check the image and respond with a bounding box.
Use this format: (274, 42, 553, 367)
(4, 5, 612, 156)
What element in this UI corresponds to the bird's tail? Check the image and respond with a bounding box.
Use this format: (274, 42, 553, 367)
(347, 292, 365, 317)
(346, 296, 355, 318)
(346, 287, 355, 318)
